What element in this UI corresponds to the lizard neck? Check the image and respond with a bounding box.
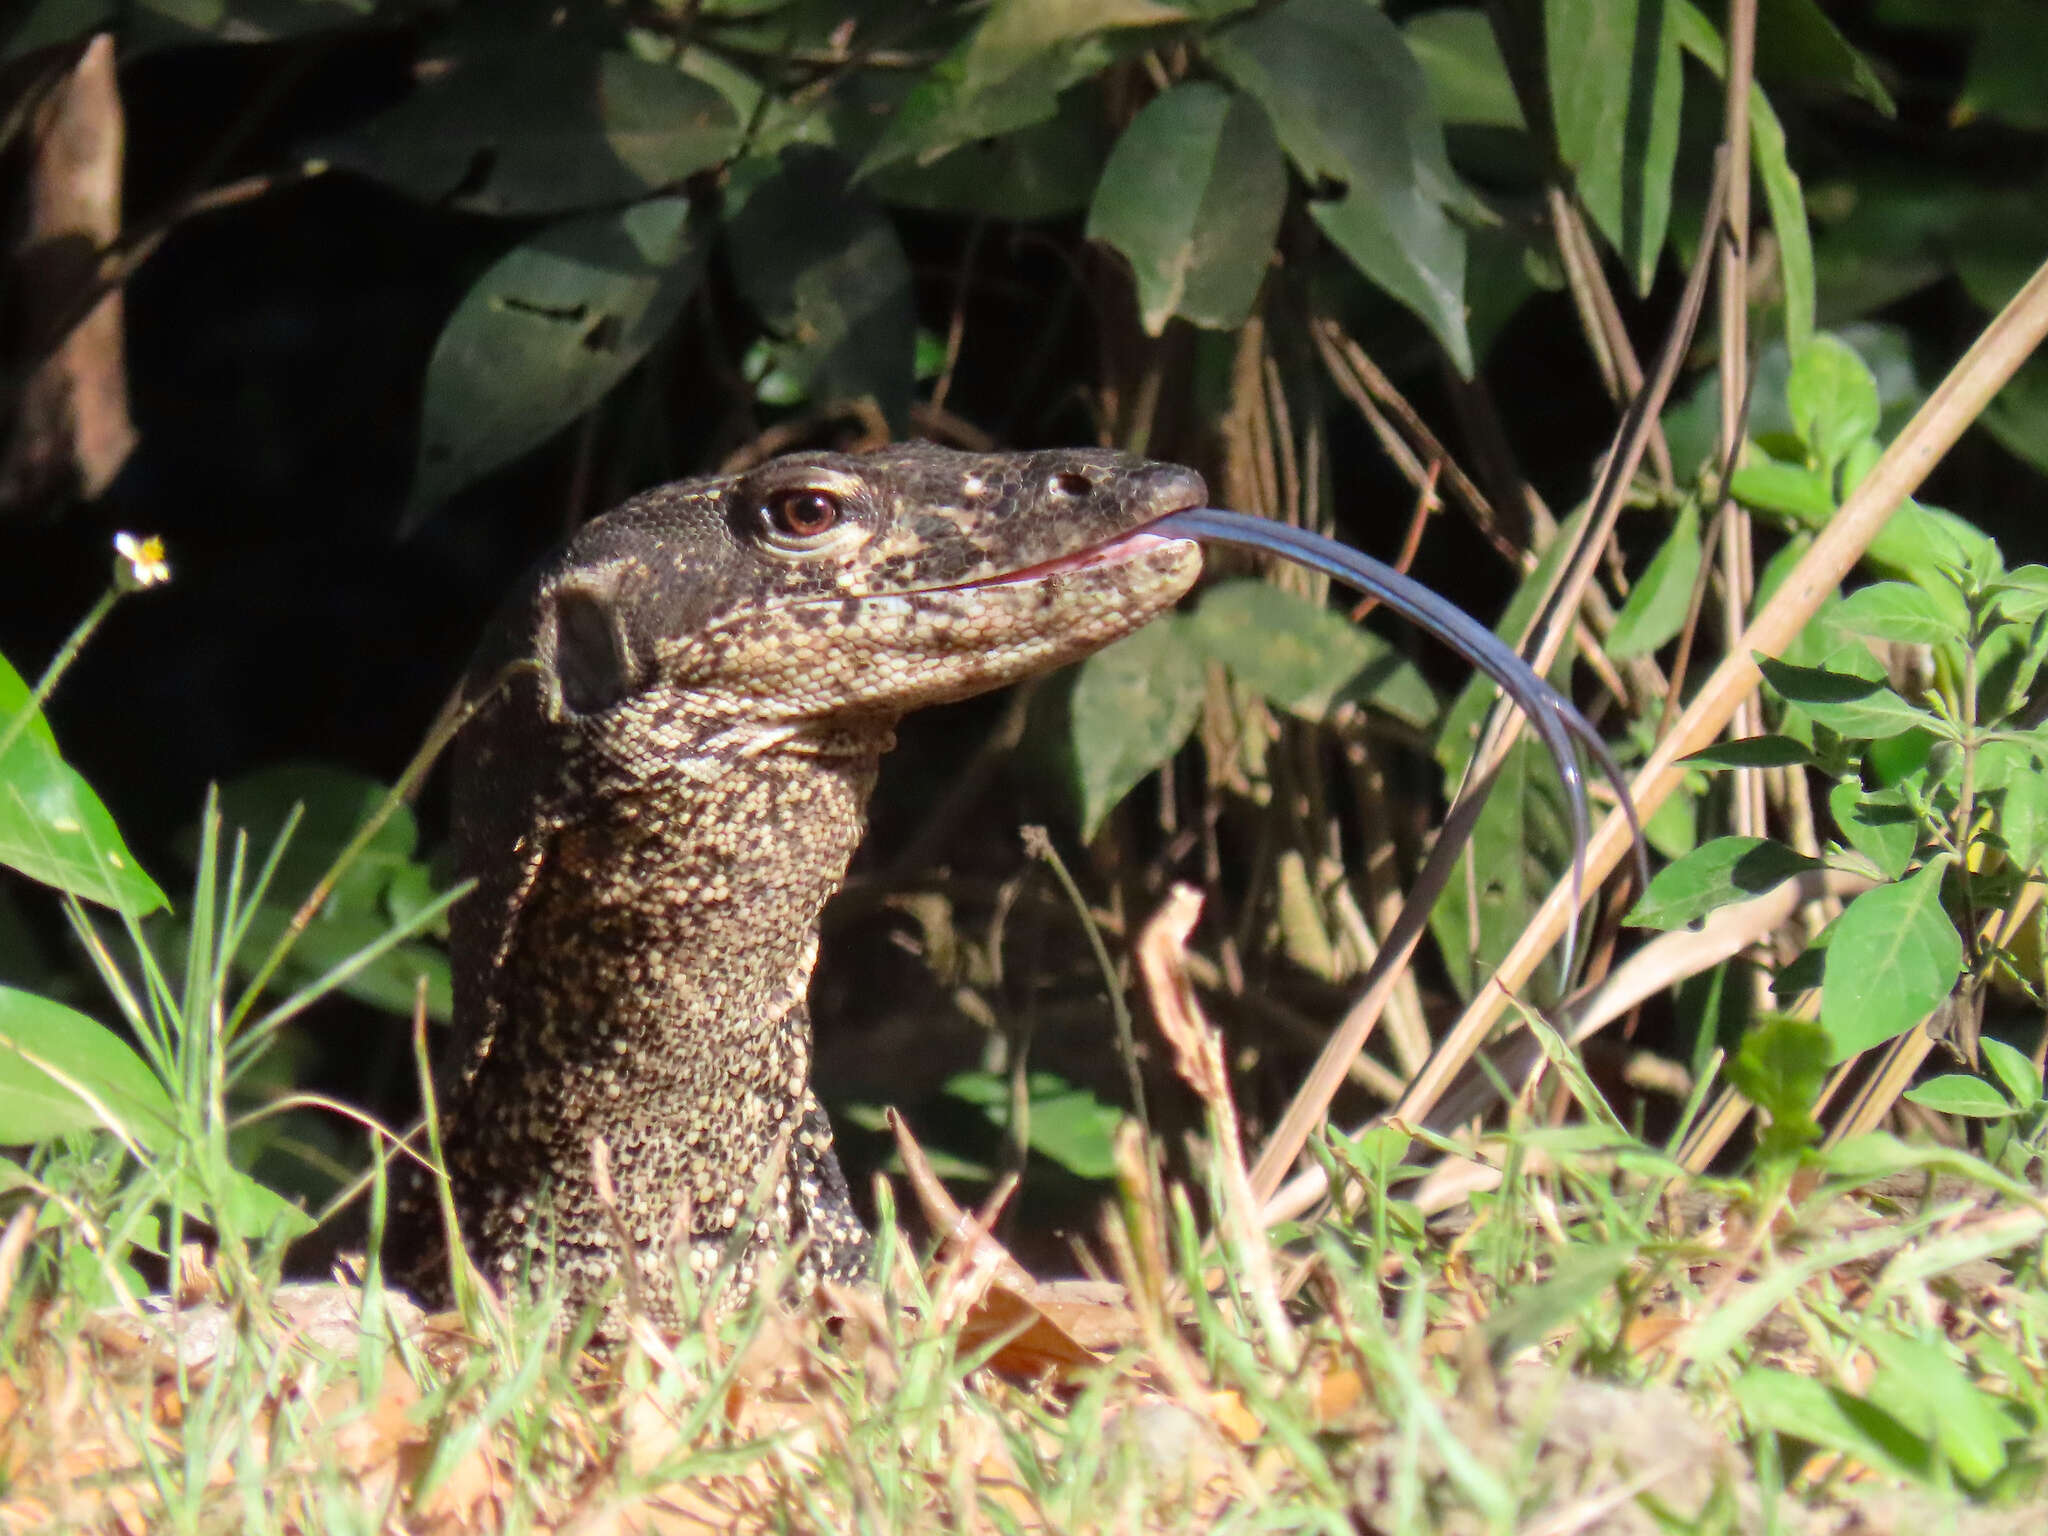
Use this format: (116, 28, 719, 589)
(436, 717, 889, 1306)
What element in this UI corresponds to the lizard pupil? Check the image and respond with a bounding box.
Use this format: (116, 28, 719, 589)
(766, 490, 841, 539)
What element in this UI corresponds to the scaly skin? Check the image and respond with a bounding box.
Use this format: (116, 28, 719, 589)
(390, 443, 1204, 1333)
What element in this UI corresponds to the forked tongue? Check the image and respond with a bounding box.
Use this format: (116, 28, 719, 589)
(1151, 508, 1650, 984)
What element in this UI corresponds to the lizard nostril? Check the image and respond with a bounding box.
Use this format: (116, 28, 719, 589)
(1049, 471, 1094, 498)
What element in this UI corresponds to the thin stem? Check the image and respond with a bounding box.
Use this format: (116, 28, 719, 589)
(0, 587, 118, 765)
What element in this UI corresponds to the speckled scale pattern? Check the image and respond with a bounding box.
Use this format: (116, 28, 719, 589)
(387, 443, 1205, 1336)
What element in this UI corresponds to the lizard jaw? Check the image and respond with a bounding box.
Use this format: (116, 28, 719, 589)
(960, 529, 1199, 590)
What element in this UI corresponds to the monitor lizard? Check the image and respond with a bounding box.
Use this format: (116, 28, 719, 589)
(387, 442, 1206, 1334)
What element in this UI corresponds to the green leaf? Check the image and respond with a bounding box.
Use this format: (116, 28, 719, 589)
(1959, 0, 2048, 131)
(1482, 1241, 1636, 1364)
(1828, 782, 1918, 880)
(1681, 735, 1818, 770)
(1830, 582, 1957, 648)
(316, 40, 739, 215)
(211, 763, 417, 914)
(1185, 579, 1437, 729)
(1727, 1014, 1829, 1159)
(1981, 355, 2048, 481)
(0, 653, 167, 916)
(1821, 860, 1963, 1062)
(0, 986, 175, 1147)
(1975, 741, 2048, 873)
(1547, 0, 1683, 294)
(1627, 836, 1819, 930)
(1729, 460, 1837, 525)
(1403, 8, 1524, 128)
(1753, 0, 1895, 114)
(405, 197, 708, 524)
(1788, 334, 1881, 479)
(726, 151, 915, 431)
(1732, 1370, 1931, 1484)
(1757, 657, 1937, 742)
(1863, 1332, 2020, 1485)
(1981, 1035, 2043, 1110)
(1067, 617, 1205, 838)
(1207, 0, 1473, 372)
(859, 0, 1181, 178)
(866, 100, 1105, 220)
(943, 1069, 1121, 1181)
(1606, 500, 1701, 659)
(1904, 1074, 2016, 1118)
(1087, 83, 1285, 336)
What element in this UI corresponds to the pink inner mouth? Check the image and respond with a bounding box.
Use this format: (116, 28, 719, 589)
(969, 527, 1193, 589)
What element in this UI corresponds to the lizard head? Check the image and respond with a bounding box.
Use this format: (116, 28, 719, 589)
(507, 443, 1205, 740)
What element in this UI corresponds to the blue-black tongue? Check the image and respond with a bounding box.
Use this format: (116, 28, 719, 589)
(1150, 507, 1650, 983)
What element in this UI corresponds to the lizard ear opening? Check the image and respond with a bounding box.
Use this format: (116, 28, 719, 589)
(549, 577, 640, 716)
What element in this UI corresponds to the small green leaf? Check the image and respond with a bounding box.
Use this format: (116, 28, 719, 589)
(1727, 1014, 1829, 1159)
(1681, 735, 1818, 771)
(406, 197, 708, 523)
(1067, 617, 1205, 838)
(1729, 459, 1837, 525)
(0, 986, 175, 1147)
(1087, 83, 1285, 336)
(1208, 0, 1473, 372)
(1626, 836, 1819, 931)
(1828, 782, 1918, 880)
(1483, 1241, 1636, 1364)
(1758, 657, 1937, 742)
(943, 1069, 1121, 1181)
(1821, 860, 1963, 1062)
(1904, 1074, 2016, 1119)
(0, 653, 167, 916)
(1975, 741, 2048, 873)
(1830, 582, 1957, 648)
(1547, 0, 1683, 294)
(1981, 1036, 2043, 1110)
(1186, 579, 1437, 728)
(1606, 500, 1702, 659)
(1788, 334, 1882, 478)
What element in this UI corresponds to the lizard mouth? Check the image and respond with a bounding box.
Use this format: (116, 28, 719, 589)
(966, 526, 1197, 590)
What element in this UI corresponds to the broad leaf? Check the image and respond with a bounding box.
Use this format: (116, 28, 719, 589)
(1905, 1074, 2016, 1118)
(1981, 1036, 2043, 1110)
(1548, 0, 1683, 294)
(0, 653, 167, 916)
(1821, 860, 1963, 1061)
(1830, 581, 1958, 648)
(1606, 500, 1701, 659)
(1682, 735, 1818, 770)
(1186, 579, 1437, 729)
(1828, 782, 1918, 880)
(1208, 0, 1473, 372)
(316, 38, 739, 215)
(1067, 617, 1205, 838)
(406, 197, 708, 523)
(1758, 657, 1938, 742)
(1404, 8, 1524, 129)
(1627, 836, 1818, 930)
(943, 1069, 1121, 1181)
(1087, 83, 1285, 336)
(0, 986, 175, 1147)
(1789, 333, 1881, 478)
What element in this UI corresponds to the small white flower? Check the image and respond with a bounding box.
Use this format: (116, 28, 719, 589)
(113, 532, 171, 590)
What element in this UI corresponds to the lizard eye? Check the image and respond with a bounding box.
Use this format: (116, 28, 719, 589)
(762, 488, 843, 541)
